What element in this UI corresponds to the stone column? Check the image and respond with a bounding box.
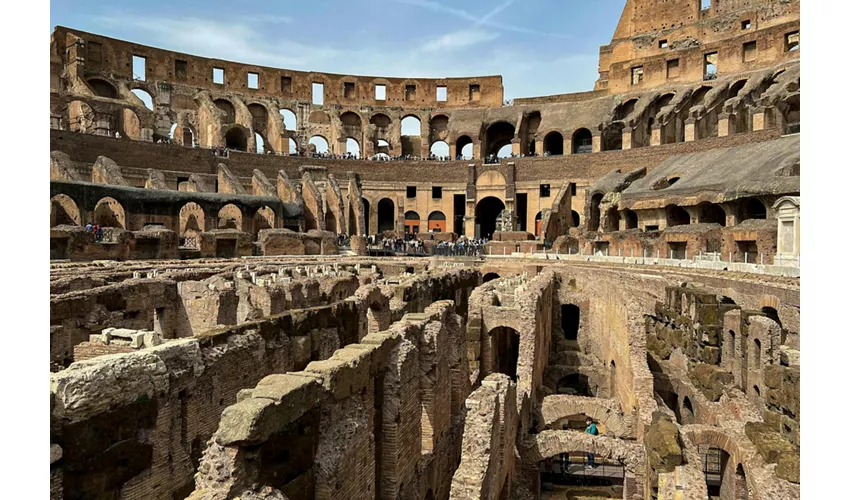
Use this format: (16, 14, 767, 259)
(752, 107, 766, 131)
(650, 124, 662, 146)
(718, 113, 733, 137)
(564, 136, 572, 155)
(511, 139, 521, 157)
(449, 142, 457, 160)
(591, 132, 602, 153)
(684, 118, 696, 142)
(622, 129, 633, 150)
(473, 141, 482, 160)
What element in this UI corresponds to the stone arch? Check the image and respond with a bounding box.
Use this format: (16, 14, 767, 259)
(665, 204, 690, 227)
(475, 196, 506, 240)
(588, 193, 603, 231)
(740, 198, 767, 221)
(427, 211, 446, 232)
(543, 131, 564, 155)
(346, 137, 361, 157)
(429, 140, 449, 157)
(357, 286, 391, 334)
(224, 126, 248, 151)
(401, 115, 422, 156)
(370, 113, 392, 148)
(88, 78, 118, 99)
(51, 194, 81, 227)
(483, 272, 500, 283)
(541, 395, 631, 438)
(457, 135, 473, 159)
(404, 210, 420, 235)
(623, 209, 638, 230)
(214, 98, 236, 123)
(377, 198, 395, 234)
(429, 114, 449, 142)
(254, 206, 276, 235)
(530, 430, 642, 474)
(571, 210, 581, 227)
(280, 108, 297, 130)
(697, 202, 726, 226)
(340, 111, 362, 134)
(217, 204, 244, 231)
(309, 135, 330, 154)
(179, 202, 206, 239)
(485, 121, 515, 157)
(130, 88, 154, 111)
(93, 197, 126, 229)
(572, 128, 593, 154)
(614, 98, 639, 121)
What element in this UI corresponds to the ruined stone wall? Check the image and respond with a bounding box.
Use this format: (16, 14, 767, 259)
(188, 300, 470, 500)
(50, 268, 478, 500)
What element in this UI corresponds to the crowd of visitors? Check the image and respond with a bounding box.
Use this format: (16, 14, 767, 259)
(433, 238, 487, 256)
(363, 235, 487, 256)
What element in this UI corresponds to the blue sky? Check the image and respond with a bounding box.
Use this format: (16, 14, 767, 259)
(50, 0, 625, 99)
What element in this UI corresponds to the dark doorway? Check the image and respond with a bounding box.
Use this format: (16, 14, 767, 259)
(516, 193, 528, 232)
(544, 132, 564, 155)
(556, 373, 594, 397)
(491, 327, 520, 381)
(224, 128, 247, 151)
(453, 194, 465, 235)
(362, 198, 371, 235)
(377, 198, 395, 234)
(476, 196, 506, 240)
(483, 272, 500, 283)
(561, 304, 580, 341)
(215, 239, 237, 258)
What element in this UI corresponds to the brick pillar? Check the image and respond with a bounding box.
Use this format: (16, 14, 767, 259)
(718, 113, 732, 137)
(564, 136, 572, 155)
(684, 118, 696, 142)
(752, 107, 766, 131)
(591, 133, 602, 153)
(336, 137, 346, 155)
(511, 140, 521, 157)
(449, 142, 457, 160)
(622, 129, 632, 150)
(473, 141, 481, 160)
(650, 125, 661, 146)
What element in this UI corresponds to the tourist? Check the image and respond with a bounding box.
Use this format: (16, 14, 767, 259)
(85, 223, 92, 233)
(585, 417, 598, 468)
(96, 226, 103, 242)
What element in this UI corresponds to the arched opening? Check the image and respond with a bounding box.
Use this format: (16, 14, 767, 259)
(88, 78, 118, 99)
(561, 304, 580, 341)
(93, 197, 126, 229)
(534, 211, 543, 236)
(623, 209, 638, 230)
(254, 206, 275, 236)
(571, 210, 581, 228)
(179, 202, 205, 247)
(603, 207, 621, 232)
(486, 122, 516, 158)
(543, 131, 564, 155)
(214, 99, 236, 123)
(224, 128, 248, 151)
(490, 326, 520, 381)
(404, 211, 420, 236)
(130, 88, 154, 110)
(523, 111, 541, 154)
(752, 338, 762, 369)
(429, 140, 449, 157)
(475, 196, 506, 240)
(483, 272, 500, 283)
(588, 193, 603, 231)
(425, 489, 435, 500)
(665, 205, 690, 227)
(427, 211, 446, 233)
(217, 204, 243, 231)
(735, 464, 749, 499)
(375, 139, 391, 155)
(615, 98, 638, 121)
(377, 198, 395, 234)
(572, 128, 593, 154)
(280, 109, 297, 131)
(309, 136, 329, 154)
(346, 137, 360, 157)
(740, 199, 767, 221)
(51, 194, 81, 227)
(699, 446, 732, 499)
(362, 198, 371, 235)
(326, 209, 338, 233)
(401, 116, 421, 157)
(457, 135, 473, 159)
(430, 115, 449, 143)
(682, 396, 695, 423)
(602, 123, 624, 151)
(556, 374, 594, 397)
(698, 202, 727, 226)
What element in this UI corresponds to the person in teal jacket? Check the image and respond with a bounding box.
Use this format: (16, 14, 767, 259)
(585, 417, 598, 468)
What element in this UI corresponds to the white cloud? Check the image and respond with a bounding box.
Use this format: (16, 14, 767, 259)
(422, 29, 499, 52)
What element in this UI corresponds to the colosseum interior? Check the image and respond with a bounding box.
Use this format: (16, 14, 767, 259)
(47, 1, 802, 499)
